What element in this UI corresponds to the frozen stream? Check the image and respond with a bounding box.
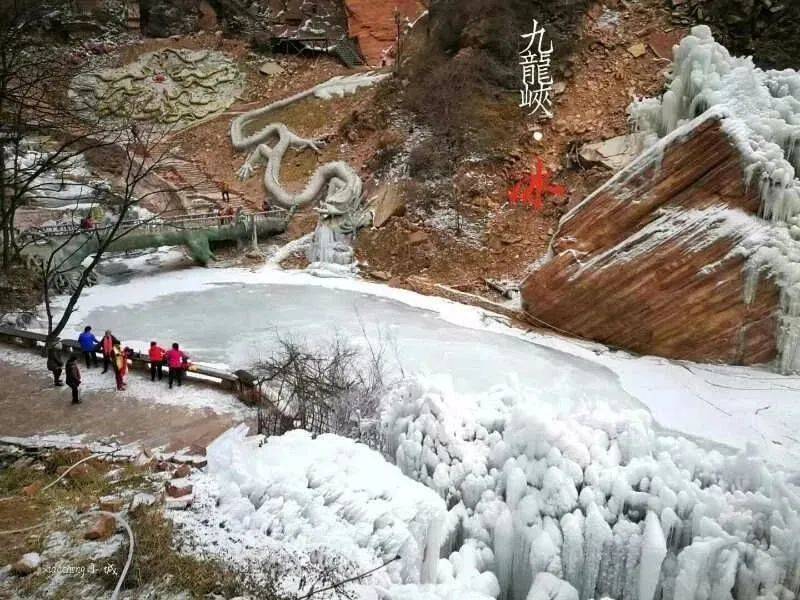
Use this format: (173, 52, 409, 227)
(71, 277, 635, 411)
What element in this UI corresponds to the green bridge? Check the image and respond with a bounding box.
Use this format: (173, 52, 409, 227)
(21, 211, 288, 291)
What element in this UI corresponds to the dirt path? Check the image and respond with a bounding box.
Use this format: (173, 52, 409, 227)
(0, 358, 245, 451)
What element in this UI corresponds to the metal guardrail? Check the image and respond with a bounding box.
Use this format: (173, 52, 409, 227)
(22, 209, 288, 240)
(0, 325, 247, 392)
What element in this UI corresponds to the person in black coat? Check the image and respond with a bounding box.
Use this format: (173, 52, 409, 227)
(65, 354, 82, 404)
(46, 344, 64, 387)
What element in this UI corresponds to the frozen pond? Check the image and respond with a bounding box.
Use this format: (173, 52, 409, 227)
(72, 273, 636, 411)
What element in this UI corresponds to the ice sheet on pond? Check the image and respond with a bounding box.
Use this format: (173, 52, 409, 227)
(44, 264, 800, 465)
(71, 279, 633, 409)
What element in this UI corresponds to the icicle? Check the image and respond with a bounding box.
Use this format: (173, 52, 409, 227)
(494, 507, 514, 600)
(561, 511, 585, 592)
(581, 503, 613, 600)
(639, 511, 668, 600)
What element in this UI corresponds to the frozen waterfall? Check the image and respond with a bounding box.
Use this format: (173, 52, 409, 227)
(383, 377, 800, 600)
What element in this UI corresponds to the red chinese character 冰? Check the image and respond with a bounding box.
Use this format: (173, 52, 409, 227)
(507, 157, 566, 210)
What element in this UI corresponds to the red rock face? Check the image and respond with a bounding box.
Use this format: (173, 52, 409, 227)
(343, 0, 425, 65)
(521, 117, 780, 365)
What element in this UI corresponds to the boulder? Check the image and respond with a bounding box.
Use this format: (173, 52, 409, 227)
(627, 42, 647, 57)
(521, 115, 781, 365)
(166, 478, 193, 498)
(84, 514, 116, 540)
(103, 468, 124, 483)
(258, 61, 285, 77)
(370, 184, 406, 228)
(98, 495, 123, 513)
(130, 492, 158, 511)
(173, 463, 192, 479)
(579, 133, 646, 171)
(12, 553, 41, 576)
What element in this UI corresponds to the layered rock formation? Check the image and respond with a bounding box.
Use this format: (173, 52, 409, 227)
(521, 115, 780, 365)
(522, 26, 800, 372)
(343, 0, 425, 65)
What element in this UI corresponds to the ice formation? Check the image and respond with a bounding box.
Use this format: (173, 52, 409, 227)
(383, 377, 800, 600)
(202, 425, 456, 594)
(628, 25, 800, 372)
(3, 141, 107, 209)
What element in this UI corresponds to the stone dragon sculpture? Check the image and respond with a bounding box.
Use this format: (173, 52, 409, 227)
(230, 72, 388, 262)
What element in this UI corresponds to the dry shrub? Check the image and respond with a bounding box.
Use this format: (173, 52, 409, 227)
(251, 331, 394, 447)
(407, 138, 450, 179)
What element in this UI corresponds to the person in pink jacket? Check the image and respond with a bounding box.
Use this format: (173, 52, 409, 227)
(164, 342, 188, 389)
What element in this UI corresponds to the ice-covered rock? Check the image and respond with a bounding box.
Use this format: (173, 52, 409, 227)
(629, 25, 800, 373)
(524, 26, 800, 373)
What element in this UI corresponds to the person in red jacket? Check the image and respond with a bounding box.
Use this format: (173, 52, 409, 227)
(148, 341, 166, 382)
(165, 342, 188, 389)
(100, 330, 120, 374)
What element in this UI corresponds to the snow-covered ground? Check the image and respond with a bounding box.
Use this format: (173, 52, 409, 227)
(41, 261, 800, 468)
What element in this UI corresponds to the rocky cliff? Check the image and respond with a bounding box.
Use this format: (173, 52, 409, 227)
(521, 115, 780, 365)
(140, 0, 217, 37)
(343, 0, 425, 65)
(522, 26, 800, 372)
(670, 0, 800, 70)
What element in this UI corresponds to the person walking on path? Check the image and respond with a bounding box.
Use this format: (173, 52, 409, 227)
(101, 330, 119, 374)
(148, 341, 166, 381)
(65, 354, 82, 404)
(46, 343, 64, 387)
(78, 326, 100, 368)
(165, 343, 188, 389)
(221, 180, 231, 204)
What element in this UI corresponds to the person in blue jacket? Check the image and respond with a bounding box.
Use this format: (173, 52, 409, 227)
(78, 326, 100, 369)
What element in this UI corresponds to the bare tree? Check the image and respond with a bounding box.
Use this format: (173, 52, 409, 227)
(0, 0, 123, 270)
(0, 2, 188, 348)
(251, 333, 389, 444)
(36, 122, 180, 348)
